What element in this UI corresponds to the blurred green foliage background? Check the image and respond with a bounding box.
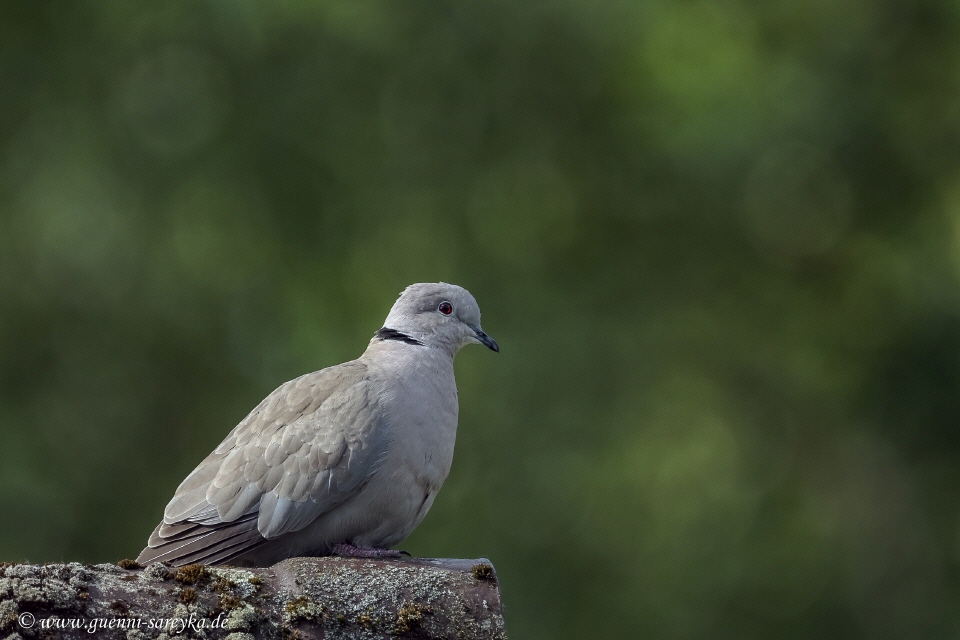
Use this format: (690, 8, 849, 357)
(2, 1, 960, 637)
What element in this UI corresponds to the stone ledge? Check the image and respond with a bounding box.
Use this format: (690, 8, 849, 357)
(0, 556, 506, 639)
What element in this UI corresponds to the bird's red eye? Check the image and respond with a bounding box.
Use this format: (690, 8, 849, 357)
(438, 301, 453, 315)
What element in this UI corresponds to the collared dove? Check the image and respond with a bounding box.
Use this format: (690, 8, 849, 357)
(136, 283, 498, 567)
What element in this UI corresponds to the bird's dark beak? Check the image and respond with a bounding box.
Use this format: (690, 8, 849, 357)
(471, 326, 500, 353)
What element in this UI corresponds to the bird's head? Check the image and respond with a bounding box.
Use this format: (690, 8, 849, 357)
(378, 282, 499, 354)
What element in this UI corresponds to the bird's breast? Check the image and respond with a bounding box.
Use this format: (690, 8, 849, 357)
(377, 351, 459, 489)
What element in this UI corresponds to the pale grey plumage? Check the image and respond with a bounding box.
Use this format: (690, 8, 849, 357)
(137, 283, 497, 567)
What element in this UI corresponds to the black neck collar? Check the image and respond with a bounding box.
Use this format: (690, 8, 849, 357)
(373, 327, 425, 346)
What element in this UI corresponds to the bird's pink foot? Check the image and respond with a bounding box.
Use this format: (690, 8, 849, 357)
(331, 543, 405, 558)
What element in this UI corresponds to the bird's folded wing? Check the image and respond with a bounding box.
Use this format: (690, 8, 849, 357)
(140, 360, 388, 564)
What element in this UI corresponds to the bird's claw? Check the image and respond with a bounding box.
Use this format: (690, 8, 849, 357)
(331, 543, 405, 558)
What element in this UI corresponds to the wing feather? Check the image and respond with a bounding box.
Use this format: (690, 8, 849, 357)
(138, 360, 388, 566)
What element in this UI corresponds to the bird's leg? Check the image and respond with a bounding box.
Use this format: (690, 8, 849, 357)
(331, 543, 407, 558)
